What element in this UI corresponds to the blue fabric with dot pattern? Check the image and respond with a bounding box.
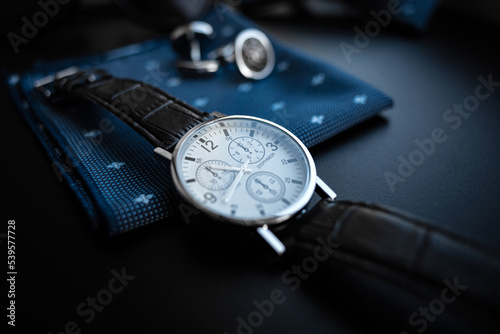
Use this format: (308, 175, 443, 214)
(6, 5, 392, 235)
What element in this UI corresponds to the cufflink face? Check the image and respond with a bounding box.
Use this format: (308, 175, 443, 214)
(234, 29, 275, 80)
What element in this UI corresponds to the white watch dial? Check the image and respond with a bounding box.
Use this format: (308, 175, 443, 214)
(171, 115, 316, 226)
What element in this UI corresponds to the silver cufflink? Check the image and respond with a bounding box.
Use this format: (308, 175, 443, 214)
(171, 21, 275, 80)
(170, 21, 220, 75)
(211, 28, 275, 80)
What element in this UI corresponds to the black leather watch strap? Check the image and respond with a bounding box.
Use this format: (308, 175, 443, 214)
(288, 199, 500, 309)
(54, 69, 214, 150)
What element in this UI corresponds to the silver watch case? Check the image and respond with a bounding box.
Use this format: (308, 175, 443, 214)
(169, 115, 316, 227)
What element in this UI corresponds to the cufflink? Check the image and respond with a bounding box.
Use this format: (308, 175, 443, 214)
(211, 28, 275, 80)
(170, 21, 220, 75)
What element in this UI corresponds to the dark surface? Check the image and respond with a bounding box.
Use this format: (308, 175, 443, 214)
(2, 4, 500, 334)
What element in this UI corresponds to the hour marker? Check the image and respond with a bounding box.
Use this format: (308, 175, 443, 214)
(251, 122, 257, 128)
(282, 198, 291, 205)
(249, 130, 255, 137)
(185, 157, 196, 161)
(259, 209, 265, 216)
(287, 158, 297, 163)
(291, 179, 302, 185)
(219, 122, 225, 127)
(199, 138, 205, 143)
(223, 129, 229, 137)
(186, 178, 196, 183)
(274, 140, 280, 145)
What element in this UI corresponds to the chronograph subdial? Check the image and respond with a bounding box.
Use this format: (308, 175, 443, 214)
(228, 136, 265, 164)
(196, 160, 235, 191)
(246, 172, 285, 203)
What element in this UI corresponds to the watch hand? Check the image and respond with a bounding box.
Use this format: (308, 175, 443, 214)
(254, 178, 269, 189)
(222, 160, 250, 204)
(209, 165, 253, 173)
(237, 142, 251, 153)
(255, 178, 277, 195)
(205, 166, 219, 178)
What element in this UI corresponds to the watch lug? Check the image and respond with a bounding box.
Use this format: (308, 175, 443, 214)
(153, 147, 172, 161)
(316, 176, 337, 200)
(211, 111, 227, 118)
(257, 225, 286, 256)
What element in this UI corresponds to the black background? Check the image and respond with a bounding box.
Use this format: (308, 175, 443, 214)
(2, 2, 500, 334)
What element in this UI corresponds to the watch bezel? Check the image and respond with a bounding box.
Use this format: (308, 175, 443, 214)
(170, 115, 317, 227)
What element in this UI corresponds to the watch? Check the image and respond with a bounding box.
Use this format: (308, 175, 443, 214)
(41, 68, 500, 310)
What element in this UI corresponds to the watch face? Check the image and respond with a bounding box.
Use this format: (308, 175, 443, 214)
(171, 116, 316, 226)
